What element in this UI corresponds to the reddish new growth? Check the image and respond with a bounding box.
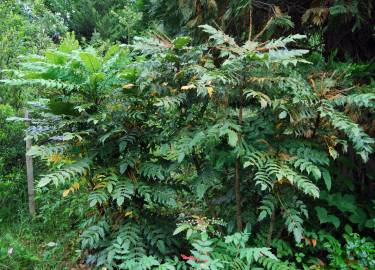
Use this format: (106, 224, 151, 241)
(181, 254, 208, 263)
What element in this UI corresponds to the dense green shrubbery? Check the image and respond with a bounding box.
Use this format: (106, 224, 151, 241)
(0, 0, 68, 225)
(144, 0, 375, 61)
(0, 105, 26, 219)
(0, 105, 24, 173)
(45, 0, 143, 42)
(0, 0, 66, 107)
(3, 23, 374, 268)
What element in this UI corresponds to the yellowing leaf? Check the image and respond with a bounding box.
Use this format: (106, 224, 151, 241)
(249, 76, 268, 83)
(244, 90, 271, 108)
(62, 189, 70, 197)
(258, 139, 270, 146)
(74, 140, 82, 146)
(181, 84, 196, 90)
(94, 183, 106, 190)
(63, 182, 80, 197)
(279, 153, 292, 161)
(93, 174, 105, 181)
(123, 83, 135, 89)
(207, 86, 214, 97)
(49, 153, 62, 163)
(274, 6, 282, 16)
(72, 182, 80, 190)
(124, 211, 133, 217)
(304, 129, 313, 138)
(277, 178, 286, 184)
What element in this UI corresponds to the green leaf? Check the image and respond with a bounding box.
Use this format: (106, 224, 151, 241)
(119, 162, 128, 174)
(38, 177, 52, 188)
(173, 36, 192, 49)
(80, 51, 101, 72)
(258, 211, 268, 222)
(48, 100, 77, 116)
(26, 146, 41, 157)
(113, 181, 134, 206)
(104, 44, 120, 61)
(349, 208, 367, 226)
(196, 183, 209, 200)
(322, 169, 332, 191)
(173, 224, 190, 235)
(227, 130, 238, 147)
(186, 228, 193, 239)
(279, 111, 287, 119)
(157, 240, 166, 254)
(315, 207, 340, 228)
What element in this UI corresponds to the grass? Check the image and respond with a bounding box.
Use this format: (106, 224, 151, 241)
(0, 213, 79, 270)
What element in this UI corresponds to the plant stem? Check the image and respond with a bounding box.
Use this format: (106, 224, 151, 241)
(248, 7, 253, 41)
(235, 88, 244, 232)
(235, 159, 242, 231)
(267, 210, 276, 246)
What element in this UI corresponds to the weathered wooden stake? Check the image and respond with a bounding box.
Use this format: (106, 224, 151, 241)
(25, 110, 36, 215)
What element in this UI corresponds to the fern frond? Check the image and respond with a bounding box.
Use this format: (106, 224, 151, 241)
(88, 189, 109, 207)
(258, 194, 277, 221)
(264, 34, 306, 50)
(112, 180, 134, 206)
(258, 256, 294, 270)
(155, 94, 186, 111)
(239, 247, 277, 264)
(244, 151, 271, 169)
(27, 144, 70, 160)
(320, 104, 374, 161)
(199, 25, 239, 49)
(38, 158, 91, 187)
(332, 93, 375, 109)
(140, 162, 165, 180)
(290, 157, 322, 180)
(1, 79, 79, 91)
(282, 198, 308, 243)
(80, 220, 109, 249)
(254, 168, 274, 191)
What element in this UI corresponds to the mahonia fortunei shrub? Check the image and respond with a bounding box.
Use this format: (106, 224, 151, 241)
(2, 25, 374, 269)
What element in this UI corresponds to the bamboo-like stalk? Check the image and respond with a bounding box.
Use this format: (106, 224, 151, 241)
(25, 110, 36, 216)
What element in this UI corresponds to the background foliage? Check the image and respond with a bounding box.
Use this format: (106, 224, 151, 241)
(0, 0, 374, 269)
(44, 0, 144, 42)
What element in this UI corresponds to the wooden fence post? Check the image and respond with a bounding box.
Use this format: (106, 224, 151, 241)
(25, 110, 36, 216)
